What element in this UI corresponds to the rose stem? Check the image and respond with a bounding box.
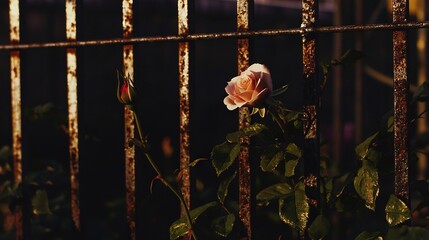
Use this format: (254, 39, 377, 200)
(133, 112, 198, 240)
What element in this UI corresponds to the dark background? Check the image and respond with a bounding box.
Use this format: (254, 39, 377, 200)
(0, 0, 427, 239)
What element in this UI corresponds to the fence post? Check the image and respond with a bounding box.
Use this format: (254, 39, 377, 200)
(301, 0, 320, 238)
(9, 0, 23, 239)
(392, 0, 410, 203)
(237, 0, 253, 238)
(65, 0, 80, 234)
(178, 0, 193, 218)
(122, 0, 136, 239)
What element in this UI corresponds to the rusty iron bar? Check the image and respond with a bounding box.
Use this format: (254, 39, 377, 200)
(237, 0, 252, 238)
(1, 22, 429, 50)
(122, 0, 136, 239)
(178, 0, 191, 217)
(9, 0, 23, 239)
(392, 0, 409, 201)
(302, 0, 320, 237)
(66, 0, 80, 231)
(354, 0, 363, 143)
(416, 0, 427, 180)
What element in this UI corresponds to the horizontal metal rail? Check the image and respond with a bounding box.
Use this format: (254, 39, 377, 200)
(0, 21, 428, 50)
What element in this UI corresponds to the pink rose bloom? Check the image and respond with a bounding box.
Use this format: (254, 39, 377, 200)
(224, 63, 273, 110)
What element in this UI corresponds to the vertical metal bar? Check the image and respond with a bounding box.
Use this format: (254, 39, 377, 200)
(9, 0, 23, 239)
(66, 0, 80, 231)
(392, 0, 409, 200)
(237, 0, 252, 238)
(332, 0, 342, 172)
(416, 0, 427, 180)
(302, 0, 319, 236)
(354, 0, 363, 143)
(178, 0, 191, 216)
(122, 0, 136, 239)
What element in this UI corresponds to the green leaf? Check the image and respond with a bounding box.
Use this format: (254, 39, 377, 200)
(285, 160, 298, 177)
(354, 231, 382, 240)
(271, 84, 289, 97)
(261, 151, 284, 172)
(386, 116, 394, 133)
(355, 132, 378, 160)
(32, 190, 51, 215)
(0, 146, 11, 162)
(411, 81, 429, 103)
(385, 195, 410, 227)
(337, 49, 364, 66)
(279, 182, 309, 232)
(211, 142, 241, 176)
(308, 215, 330, 240)
(226, 123, 267, 143)
(285, 143, 302, 158)
(189, 158, 207, 168)
(169, 201, 218, 240)
(217, 171, 237, 204)
(211, 214, 235, 237)
(354, 160, 379, 211)
(385, 226, 429, 240)
(256, 183, 293, 205)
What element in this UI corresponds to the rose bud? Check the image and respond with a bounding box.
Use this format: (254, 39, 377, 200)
(223, 63, 273, 111)
(117, 71, 136, 109)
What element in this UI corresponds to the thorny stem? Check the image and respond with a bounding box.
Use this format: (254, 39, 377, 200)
(133, 112, 198, 240)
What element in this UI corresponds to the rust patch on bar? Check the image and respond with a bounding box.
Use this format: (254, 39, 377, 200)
(122, 0, 133, 38)
(302, 38, 316, 78)
(392, 0, 409, 200)
(66, 0, 77, 41)
(178, 42, 191, 215)
(303, 105, 317, 139)
(124, 109, 136, 240)
(237, 0, 251, 237)
(10, 51, 22, 184)
(9, 0, 20, 43)
(66, 48, 80, 230)
(178, 0, 189, 36)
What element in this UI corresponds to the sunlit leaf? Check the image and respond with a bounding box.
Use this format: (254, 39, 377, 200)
(385, 195, 410, 227)
(285, 160, 298, 177)
(354, 231, 382, 240)
(189, 158, 207, 168)
(256, 183, 293, 205)
(308, 215, 330, 240)
(32, 190, 51, 215)
(285, 143, 302, 158)
(217, 171, 237, 204)
(261, 151, 284, 172)
(211, 213, 235, 237)
(226, 123, 267, 143)
(211, 142, 240, 176)
(354, 160, 379, 211)
(279, 182, 308, 232)
(169, 201, 218, 240)
(355, 133, 378, 160)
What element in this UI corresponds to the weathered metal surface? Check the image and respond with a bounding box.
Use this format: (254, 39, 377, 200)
(66, 48, 80, 231)
(66, 0, 80, 231)
(392, 0, 409, 200)
(9, 0, 22, 239)
(178, 0, 191, 217)
(122, 0, 136, 239)
(1, 22, 429, 50)
(302, 0, 320, 235)
(237, 0, 252, 238)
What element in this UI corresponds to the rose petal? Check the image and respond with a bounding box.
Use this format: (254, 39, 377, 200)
(247, 88, 269, 107)
(255, 72, 273, 92)
(223, 96, 238, 110)
(225, 81, 236, 95)
(237, 90, 254, 102)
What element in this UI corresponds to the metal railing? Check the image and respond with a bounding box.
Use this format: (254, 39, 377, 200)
(2, 0, 427, 239)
